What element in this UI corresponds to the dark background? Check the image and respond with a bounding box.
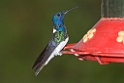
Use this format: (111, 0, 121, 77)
(1, 0, 124, 83)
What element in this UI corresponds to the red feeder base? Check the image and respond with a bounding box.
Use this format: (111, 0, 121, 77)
(63, 18, 124, 64)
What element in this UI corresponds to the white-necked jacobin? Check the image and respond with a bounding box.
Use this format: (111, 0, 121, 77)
(32, 7, 78, 76)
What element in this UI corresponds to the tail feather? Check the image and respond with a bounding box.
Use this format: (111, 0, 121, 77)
(32, 43, 56, 76)
(34, 63, 45, 76)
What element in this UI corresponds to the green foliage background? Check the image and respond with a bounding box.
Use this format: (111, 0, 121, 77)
(1, 0, 124, 83)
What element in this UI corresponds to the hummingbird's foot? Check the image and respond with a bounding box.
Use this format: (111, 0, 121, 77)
(57, 52, 62, 56)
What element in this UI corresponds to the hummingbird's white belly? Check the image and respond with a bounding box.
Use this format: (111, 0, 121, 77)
(45, 37, 69, 65)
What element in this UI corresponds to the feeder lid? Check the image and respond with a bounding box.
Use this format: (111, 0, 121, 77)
(72, 18, 124, 57)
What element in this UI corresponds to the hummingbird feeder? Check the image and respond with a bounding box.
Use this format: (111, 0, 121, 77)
(62, 0, 124, 64)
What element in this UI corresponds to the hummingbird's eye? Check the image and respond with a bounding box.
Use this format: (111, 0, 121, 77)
(57, 13, 61, 17)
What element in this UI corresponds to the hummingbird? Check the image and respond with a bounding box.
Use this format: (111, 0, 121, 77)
(32, 7, 78, 76)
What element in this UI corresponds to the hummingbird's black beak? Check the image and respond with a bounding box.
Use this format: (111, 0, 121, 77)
(64, 6, 78, 14)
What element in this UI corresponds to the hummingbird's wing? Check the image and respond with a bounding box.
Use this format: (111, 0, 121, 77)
(32, 40, 58, 76)
(32, 30, 69, 76)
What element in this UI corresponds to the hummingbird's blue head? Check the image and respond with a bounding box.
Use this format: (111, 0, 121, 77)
(52, 7, 78, 25)
(52, 12, 65, 25)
